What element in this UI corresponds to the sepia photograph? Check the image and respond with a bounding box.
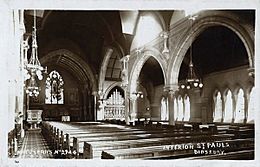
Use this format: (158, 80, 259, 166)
(0, 0, 259, 167)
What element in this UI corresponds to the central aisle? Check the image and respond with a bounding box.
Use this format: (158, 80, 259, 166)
(17, 129, 53, 158)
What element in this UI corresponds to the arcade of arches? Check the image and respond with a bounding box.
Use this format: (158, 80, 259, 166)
(3, 9, 255, 160)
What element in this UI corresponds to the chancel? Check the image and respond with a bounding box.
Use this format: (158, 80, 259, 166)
(5, 9, 255, 160)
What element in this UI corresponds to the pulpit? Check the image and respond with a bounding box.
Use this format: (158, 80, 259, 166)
(27, 110, 43, 129)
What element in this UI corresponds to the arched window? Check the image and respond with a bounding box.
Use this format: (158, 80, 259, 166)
(177, 96, 184, 121)
(45, 70, 64, 104)
(234, 89, 245, 123)
(223, 90, 233, 123)
(247, 87, 255, 123)
(174, 97, 178, 121)
(160, 97, 168, 121)
(183, 95, 190, 121)
(213, 91, 222, 122)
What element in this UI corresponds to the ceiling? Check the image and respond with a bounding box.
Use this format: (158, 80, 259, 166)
(24, 10, 253, 85)
(25, 10, 124, 75)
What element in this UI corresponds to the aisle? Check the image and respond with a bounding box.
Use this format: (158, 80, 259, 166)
(17, 129, 53, 158)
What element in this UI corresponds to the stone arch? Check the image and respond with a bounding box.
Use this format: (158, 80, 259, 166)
(40, 49, 97, 91)
(168, 11, 254, 86)
(129, 48, 167, 94)
(98, 48, 114, 93)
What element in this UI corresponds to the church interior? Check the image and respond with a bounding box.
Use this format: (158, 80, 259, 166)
(2, 9, 256, 160)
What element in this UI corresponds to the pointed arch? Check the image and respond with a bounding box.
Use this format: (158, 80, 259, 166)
(129, 48, 167, 94)
(168, 11, 254, 86)
(40, 49, 97, 91)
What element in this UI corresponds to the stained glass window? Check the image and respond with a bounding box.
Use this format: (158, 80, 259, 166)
(45, 70, 64, 104)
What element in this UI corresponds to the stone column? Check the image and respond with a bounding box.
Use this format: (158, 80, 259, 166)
(120, 55, 130, 125)
(232, 93, 237, 123)
(97, 90, 105, 121)
(164, 84, 179, 125)
(221, 95, 225, 123)
(92, 91, 98, 121)
(129, 95, 138, 126)
(244, 93, 249, 124)
(124, 90, 130, 125)
(167, 90, 176, 125)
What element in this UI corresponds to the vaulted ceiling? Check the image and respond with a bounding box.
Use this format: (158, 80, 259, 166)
(24, 10, 254, 84)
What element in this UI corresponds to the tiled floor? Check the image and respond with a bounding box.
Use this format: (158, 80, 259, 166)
(17, 129, 53, 158)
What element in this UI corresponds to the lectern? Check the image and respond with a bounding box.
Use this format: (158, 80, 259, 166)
(27, 110, 43, 129)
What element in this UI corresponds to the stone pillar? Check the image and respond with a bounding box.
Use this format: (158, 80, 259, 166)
(124, 90, 130, 125)
(167, 90, 176, 125)
(92, 91, 98, 121)
(164, 84, 179, 125)
(221, 95, 225, 123)
(129, 95, 138, 125)
(97, 90, 105, 121)
(232, 93, 237, 123)
(244, 93, 248, 124)
(120, 55, 130, 125)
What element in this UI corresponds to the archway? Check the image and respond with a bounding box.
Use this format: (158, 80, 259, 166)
(168, 11, 254, 86)
(129, 53, 166, 121)
(40, 49, 97, 121)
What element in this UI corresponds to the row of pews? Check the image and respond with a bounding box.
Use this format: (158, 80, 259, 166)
(41, 121, 254, 160)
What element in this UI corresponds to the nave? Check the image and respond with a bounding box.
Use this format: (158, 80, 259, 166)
(10, 121, 254, 160)
(3, 9, 256, 162)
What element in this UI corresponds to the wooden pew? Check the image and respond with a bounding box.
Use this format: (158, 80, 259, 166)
(101, 138, 254, 159)
(80, 133, 235, 159)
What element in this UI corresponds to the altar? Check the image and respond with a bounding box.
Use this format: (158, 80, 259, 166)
(27, 110, 43, 129)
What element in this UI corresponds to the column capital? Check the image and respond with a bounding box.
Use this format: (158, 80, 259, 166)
(248, 67, 254, 79)
(164, 84, 179, 93)
(92, 91, 98, 96)
(160, 31, 169, 39)
(120, 55, 130, 62)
